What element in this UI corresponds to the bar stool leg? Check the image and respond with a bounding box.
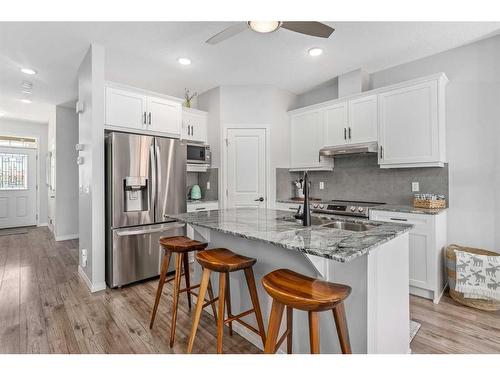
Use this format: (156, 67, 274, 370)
(308, 311, 320, 354)
(207, 275, 218, 323)
(169, 253, 184, 348)
(187, 267, 211, 354)
(264, 299, 284, 354)
(332, 302, 352, 354)
(244, 268, 267, 347)
(150, 251, 172, 329)
(216, 272, 227, 354)
(182, 253, 192, 310)
(225, 273, 233, 336)
(286, 307, 293, 354)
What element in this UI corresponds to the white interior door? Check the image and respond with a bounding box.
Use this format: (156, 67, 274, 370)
(0, 147, 37, 228)
(226, 128, 267, 209)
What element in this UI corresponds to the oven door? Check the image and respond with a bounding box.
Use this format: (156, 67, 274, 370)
(187, 144, 209, 164)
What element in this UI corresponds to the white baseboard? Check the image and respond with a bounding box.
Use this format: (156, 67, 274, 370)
(433, 282, 448, 304)
(38, 222, 48, 227)
(55, 233, 79, 241)
(78, 265, 107, 293)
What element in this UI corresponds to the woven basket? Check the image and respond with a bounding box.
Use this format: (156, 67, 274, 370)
(413, 198, 446, 209)
(446, 244, 500, 311)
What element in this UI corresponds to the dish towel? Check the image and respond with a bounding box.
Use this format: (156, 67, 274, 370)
(455, 250, 500, 301)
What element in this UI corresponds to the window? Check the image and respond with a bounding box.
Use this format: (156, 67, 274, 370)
(0, 135, 37, 149)
(0, 153, 28, 190)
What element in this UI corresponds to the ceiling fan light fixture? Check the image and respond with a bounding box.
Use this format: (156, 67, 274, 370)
(248, 21, 282, 34)
(308, 47, 323, 57)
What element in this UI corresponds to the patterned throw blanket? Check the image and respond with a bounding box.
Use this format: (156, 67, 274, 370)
(455, 251, 500, 301)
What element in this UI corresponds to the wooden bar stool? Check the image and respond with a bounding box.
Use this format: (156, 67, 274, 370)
(150, 236, 218, 348)
(187, 248, 267, 354)
(262, 269, 352, 354)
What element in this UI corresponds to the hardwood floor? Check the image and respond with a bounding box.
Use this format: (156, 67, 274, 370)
(0, 226, 498, 354)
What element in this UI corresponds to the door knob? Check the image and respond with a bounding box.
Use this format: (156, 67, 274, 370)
(254, 197, 264, 202)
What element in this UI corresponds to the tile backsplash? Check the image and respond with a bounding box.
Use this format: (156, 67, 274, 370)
(277, 155, 448, 205)
(187, 168, 219, 201)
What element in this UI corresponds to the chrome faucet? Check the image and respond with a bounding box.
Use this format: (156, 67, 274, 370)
(294, 171, 311, 226)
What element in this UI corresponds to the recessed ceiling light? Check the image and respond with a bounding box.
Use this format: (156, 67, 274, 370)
(178, 57, 191, 65)
(20, 68, 37, 75)
(20, 99, 32, 104)
(308, 47, 323, 57)
(248, 21, 282, 34)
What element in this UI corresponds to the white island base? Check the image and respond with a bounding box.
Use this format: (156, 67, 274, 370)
(188, 225, 410, 354)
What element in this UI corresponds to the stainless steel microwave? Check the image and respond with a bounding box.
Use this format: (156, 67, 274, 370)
(187, 143, 211, 165)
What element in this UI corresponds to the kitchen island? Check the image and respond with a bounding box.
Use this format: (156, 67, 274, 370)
(168, 208, 412, 354)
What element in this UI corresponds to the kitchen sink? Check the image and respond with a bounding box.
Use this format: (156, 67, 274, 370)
(322, 221, 379, 232)
(277, 216, 380, 231)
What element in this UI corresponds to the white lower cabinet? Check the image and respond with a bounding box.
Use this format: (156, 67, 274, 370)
(187, 201, 219, 213)
(369, 209, 447, 303)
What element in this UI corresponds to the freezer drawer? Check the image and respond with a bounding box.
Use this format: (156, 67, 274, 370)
(107, 222, 185, 288)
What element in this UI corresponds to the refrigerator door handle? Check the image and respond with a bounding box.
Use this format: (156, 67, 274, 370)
(114, 222, 186, 237)
(150, 143, 157, 220)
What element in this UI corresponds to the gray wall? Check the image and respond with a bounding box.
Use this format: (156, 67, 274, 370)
(277, 155, 448, 205)
(0, 118, 49, 225)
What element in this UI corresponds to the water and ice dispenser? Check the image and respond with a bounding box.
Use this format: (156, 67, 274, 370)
(123, 176, 149, 212)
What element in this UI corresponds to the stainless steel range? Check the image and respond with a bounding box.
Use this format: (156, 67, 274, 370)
(311, 200, 385, 218)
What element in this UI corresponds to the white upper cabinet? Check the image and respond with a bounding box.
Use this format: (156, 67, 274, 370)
(378, 75, 447, 168)
(147, 96, 181, 136)
(181, 108, 208, 143)
(105, 84, 182, 137)
(290, 110, 332, 170)
(324, 102, 348, 146)
(105, 87, 147, 130)
(348, 94, 378, 144)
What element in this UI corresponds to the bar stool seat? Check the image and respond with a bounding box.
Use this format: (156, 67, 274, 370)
(196, 247, 256, 272)
(262, 269, 352, 354)
(262, 269, 351, 311)
(149, 236, 217, 348)
(187, 248, 266, 354)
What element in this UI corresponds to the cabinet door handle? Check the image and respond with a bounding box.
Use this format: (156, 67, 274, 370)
(195, 207, 206, 211)
(191, 125, 194, 136)
(380, 145, 384, 159)
(348, 127, 352, 139)
(390, 217, 407, 222)
(148, 112, 152, 125)
(344, 128, 347, 140)
(143, 112, 147, 125)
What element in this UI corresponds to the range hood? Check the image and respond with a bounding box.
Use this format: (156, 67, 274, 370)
(319, 141, 378, 157)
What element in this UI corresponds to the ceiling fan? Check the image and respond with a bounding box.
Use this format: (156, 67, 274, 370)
(206, 21, 335, 45)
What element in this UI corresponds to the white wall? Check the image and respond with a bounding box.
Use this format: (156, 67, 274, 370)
(77, 44, 106, 291)
(369, 34, 500, 251)
(0, 117, 49, 226)
(198, 85, 296, 206)
(54, 105, 79, 240)
(47, 107, 56, 230)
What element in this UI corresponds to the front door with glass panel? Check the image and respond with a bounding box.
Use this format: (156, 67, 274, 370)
(0, 147, 37, 228)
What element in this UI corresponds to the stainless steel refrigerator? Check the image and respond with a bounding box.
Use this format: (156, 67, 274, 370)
(105, 131, 186, 288)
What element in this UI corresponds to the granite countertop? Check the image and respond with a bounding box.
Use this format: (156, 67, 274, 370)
(371, 204, 447, 215)
(167, 208, 412, 263)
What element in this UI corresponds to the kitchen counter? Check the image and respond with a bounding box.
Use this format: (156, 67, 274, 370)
(372, 204, 447, 215)
(168, 208, 411, 263)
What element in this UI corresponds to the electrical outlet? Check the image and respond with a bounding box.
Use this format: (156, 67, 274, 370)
(81, 248, 87, 267)
(207, 181, 211, 190)
(319, 181, 325, 190)
(412, 182, 420, 192)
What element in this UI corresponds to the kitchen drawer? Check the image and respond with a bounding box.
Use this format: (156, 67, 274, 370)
(187, 201, 219, 213)
(275, 202, 302, 212)
(369, 210, 433, 230)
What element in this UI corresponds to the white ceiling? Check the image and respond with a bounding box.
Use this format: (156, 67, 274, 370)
(1, 21, 499, 123)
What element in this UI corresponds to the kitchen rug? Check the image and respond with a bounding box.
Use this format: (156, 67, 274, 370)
(410, 320, 421, 342)
(0, 227, 29, 236)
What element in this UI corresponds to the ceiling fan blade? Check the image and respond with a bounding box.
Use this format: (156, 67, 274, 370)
(281, 22, 335, 38)
(206, 22, 248, 44)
